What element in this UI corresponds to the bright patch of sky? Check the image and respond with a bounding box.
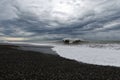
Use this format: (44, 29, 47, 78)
(0, 0, 120, 41)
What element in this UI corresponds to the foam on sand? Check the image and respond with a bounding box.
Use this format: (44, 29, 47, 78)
(52, 44, 120, 67)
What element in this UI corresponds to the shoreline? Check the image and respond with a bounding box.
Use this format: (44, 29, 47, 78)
(0, 44, 120, 79)
(2, 42, 120, 67)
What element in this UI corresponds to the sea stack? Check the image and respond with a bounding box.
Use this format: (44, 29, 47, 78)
(63, 38, 82, 44)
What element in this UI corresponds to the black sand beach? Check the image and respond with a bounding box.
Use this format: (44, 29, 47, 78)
(0, 44, 120, 80)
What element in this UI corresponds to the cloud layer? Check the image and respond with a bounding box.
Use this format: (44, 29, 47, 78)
(0, 0, 120, 41)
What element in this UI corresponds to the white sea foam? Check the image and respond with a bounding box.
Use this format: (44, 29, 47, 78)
(52, 44, 120, 67)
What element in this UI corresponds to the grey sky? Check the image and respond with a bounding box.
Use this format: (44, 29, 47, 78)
(0, 0, 120, 41)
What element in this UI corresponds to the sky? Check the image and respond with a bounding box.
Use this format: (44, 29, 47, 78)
(0, 0, 120, 42)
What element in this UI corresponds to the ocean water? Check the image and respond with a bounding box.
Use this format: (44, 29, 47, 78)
(52, 43, 120, 67)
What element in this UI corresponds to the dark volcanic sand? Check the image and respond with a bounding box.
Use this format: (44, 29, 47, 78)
(0, 45, 120, 80)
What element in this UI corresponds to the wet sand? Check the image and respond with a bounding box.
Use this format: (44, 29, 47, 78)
(0, 44, 120, 80)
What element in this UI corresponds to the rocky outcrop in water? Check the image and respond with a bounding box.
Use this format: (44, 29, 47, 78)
(63, 38, 83, 44)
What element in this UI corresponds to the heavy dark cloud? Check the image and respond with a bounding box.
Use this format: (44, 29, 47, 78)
(0, 0, 120, 41)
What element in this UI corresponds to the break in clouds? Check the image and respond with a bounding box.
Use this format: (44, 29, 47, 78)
(0, 0, 120, 41)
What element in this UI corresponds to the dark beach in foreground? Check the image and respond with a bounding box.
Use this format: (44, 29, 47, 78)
(0, 44, 120, 80)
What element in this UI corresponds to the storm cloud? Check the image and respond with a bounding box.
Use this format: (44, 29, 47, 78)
(0, 0, 120, 41)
